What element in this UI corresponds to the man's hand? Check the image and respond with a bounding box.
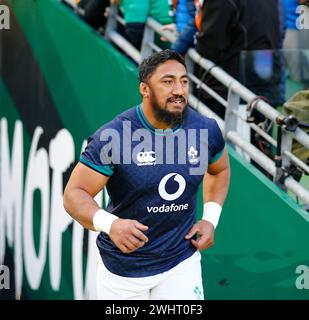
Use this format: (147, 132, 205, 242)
(185, 220, 215, 250)
(109, 219, 149, 254)
(160, 23, 177, 42)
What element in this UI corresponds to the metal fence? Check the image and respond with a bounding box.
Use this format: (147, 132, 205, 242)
(63, 1, 309, 207)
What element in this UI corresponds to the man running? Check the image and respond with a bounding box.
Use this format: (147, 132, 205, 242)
(63, 49, 230, 300)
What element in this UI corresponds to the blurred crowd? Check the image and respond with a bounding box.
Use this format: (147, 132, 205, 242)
(64, 0, 309, 169)
(70, 0, 309, 103)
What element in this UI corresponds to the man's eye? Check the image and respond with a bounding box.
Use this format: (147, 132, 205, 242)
(182, 79, 189, 85)
(164, 80, 173, 84)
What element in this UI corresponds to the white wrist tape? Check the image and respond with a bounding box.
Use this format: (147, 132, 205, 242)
(202, 202, 222, 229)
(92, 209, 119, 234)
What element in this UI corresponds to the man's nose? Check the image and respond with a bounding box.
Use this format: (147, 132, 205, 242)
(172, 81, 185, 95)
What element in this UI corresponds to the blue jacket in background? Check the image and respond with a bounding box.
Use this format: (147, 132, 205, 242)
(172, 0, 197, 55)
(285, 0, 298, 29)
(175, 0, 191, 33)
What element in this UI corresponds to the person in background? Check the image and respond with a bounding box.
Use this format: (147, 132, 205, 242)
(119, 0, 174, 50)
(161, 0, 198, 56)
(195, 0, 282, 119)
(76, 0, 110, 29)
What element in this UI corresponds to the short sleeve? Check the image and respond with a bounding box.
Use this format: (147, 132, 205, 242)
(80, 132, 114, 177)
(208, 119, 225, 164)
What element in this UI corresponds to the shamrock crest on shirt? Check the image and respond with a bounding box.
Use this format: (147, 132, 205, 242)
(187, 146, 199, 165)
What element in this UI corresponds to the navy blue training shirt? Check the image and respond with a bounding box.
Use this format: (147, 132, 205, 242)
(80, 105, 225, 277)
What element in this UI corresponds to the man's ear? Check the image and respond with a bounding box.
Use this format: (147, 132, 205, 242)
(140, 82, 149, 98)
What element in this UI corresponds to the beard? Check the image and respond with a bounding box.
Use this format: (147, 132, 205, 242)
(149, 91, 188, 127)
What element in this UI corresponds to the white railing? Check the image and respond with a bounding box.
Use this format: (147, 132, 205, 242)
(63, 2, 309, 207)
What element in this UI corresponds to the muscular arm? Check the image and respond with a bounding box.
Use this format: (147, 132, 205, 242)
(203, 148, 230, 205)
(63, 162, 148, 253)
(185, 148, 231, 250)
(63, 162, 109, 231)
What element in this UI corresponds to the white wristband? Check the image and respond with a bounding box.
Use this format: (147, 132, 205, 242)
(202, 202, 222, 229)
(92, 209, 119, 235)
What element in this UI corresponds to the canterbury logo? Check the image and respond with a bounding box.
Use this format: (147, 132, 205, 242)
(158, 173, 186, 201)
(136, 151, 156, 166)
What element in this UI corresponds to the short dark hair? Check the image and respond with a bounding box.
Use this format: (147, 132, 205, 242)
(139, 49, 187, 83)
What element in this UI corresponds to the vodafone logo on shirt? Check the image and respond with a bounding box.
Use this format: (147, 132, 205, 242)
(146, 173, 188, 214)
(158, 173, 186, 201)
